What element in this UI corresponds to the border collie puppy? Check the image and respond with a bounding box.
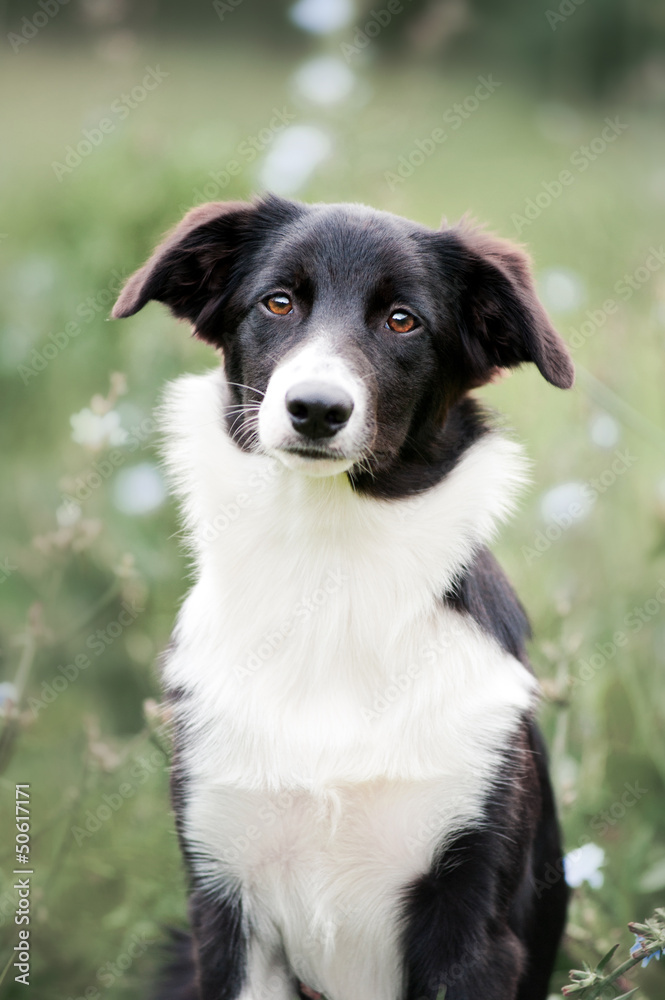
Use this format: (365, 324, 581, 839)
(112, 195, 572, 1000)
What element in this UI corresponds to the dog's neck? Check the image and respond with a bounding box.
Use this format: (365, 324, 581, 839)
(160, 368, 528, 596)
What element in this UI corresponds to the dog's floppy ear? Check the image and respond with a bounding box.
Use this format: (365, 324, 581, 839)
(112, 196, 300, 341)
(112, 201, 253, 323)
(434, 223, 574, 389)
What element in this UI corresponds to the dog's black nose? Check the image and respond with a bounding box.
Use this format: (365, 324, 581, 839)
(285, 381, 354, 439)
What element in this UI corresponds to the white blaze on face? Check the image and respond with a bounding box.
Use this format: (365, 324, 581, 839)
(258, 340, 368, 476)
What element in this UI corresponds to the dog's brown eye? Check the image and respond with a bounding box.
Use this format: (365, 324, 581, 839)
(266, 294, 293, 315)
(386, 309, 417, 334)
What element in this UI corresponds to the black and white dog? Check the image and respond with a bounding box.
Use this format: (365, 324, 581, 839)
(112, 195, 572, 1000)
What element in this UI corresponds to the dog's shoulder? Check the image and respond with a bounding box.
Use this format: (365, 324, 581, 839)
(443, 546, 532, 667)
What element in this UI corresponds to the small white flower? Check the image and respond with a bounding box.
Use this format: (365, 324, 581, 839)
(293, 56, 356, 106)
(259, 126, 332, 196)
(289, 0, 354, 35)
(564, 842, 605, 888)
(113, 463, 165, 515)
(537, 267, 586, 315)
(0, 681, 18, 709)
(56, 500, 82, 527)
(70, 407, 127, 448)
(589, 412, 620, 449)
(540, 481, 593, 525)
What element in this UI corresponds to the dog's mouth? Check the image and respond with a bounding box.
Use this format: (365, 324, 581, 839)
(274, 443, 359, 476)
(281, 444, 346, 460)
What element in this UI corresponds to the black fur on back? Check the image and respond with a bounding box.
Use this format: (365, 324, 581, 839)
(443, 546, 532, 666)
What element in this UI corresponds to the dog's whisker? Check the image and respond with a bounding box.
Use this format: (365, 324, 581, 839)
(226, 381, 266, 398)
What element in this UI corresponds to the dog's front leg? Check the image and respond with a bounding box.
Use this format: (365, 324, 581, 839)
(189, 885, 248, 1000)
(401, 826, 530, 1000)
(190, 887, 296, 1000)
(403, 925, 525, 1000)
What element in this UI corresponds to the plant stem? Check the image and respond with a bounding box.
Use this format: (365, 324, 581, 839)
(585, 950, 654, 998)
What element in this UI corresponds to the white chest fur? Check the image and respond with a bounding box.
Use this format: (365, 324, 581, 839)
(160, 370, 538, 1000)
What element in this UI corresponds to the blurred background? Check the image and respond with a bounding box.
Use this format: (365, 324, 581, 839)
(1, 0, 665, 997)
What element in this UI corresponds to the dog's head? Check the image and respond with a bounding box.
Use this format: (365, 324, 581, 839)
(113, 195, 573, 489)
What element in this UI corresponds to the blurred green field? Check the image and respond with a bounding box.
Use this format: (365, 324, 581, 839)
(1, 35, 665, 1000)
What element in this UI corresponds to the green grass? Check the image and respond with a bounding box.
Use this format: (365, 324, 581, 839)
(1, 39, 664, 999)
